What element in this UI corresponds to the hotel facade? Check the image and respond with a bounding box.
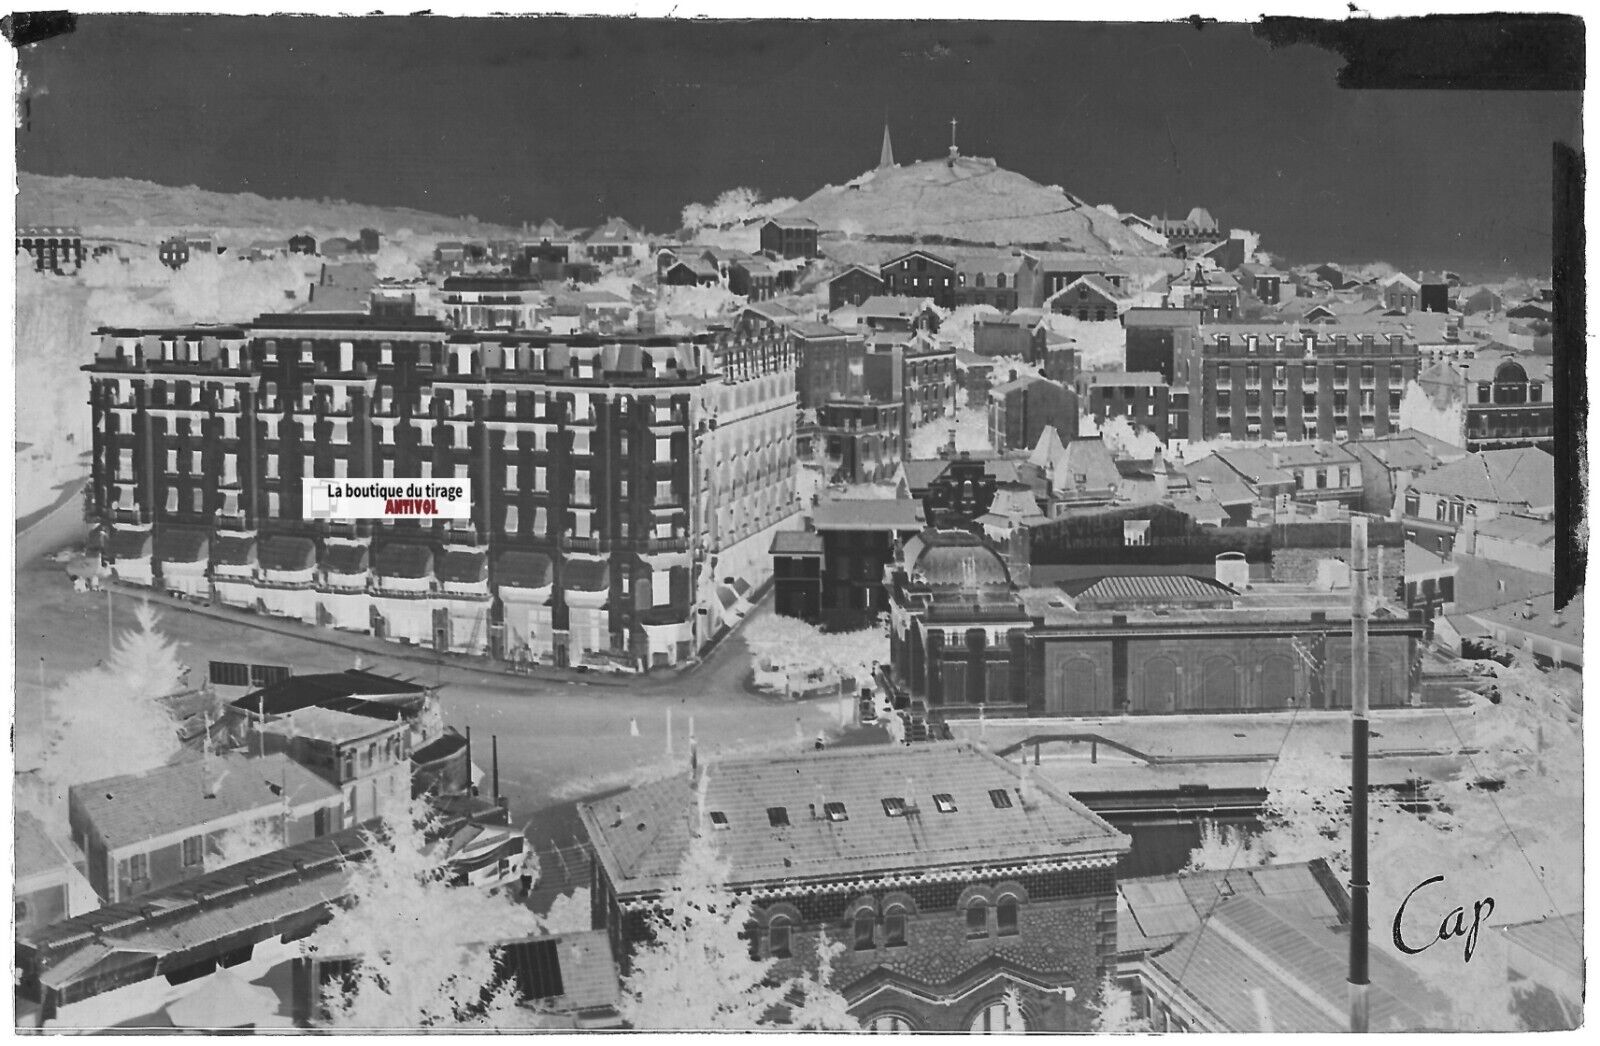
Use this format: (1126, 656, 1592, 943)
(83, 314, 799, 669)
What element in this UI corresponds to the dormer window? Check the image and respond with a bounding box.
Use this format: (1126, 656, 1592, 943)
(824, 802, 848, 822)
(767, 807, 789, 827)
(989, 789, 1014, 809)
(882, 797, 907, 818)
(933, 793, 957, 813)
(709, 811, 730, 830)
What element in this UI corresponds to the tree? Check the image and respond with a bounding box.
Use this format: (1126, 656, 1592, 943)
(679, 187, 800, 234)
(305, 797, 546, 1030)
(1184, 820, 1265, 873)
(1090, 975, 1151, 1033)
(109, 601, 186, 701)
(39, 603, 184, 796)
(208, 816, 285, 872)
(620, 787, 856, 1030)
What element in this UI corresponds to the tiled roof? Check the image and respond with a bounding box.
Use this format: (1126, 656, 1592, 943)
(374, 542, 433, 578)
(210, 534, 257, 568)
(1060, 574, 1237, 605)
(320, 542, 369, 575)
(763, 216, 817, 229)
(901, 458, 952, 492)
(154, 526, 209, 564)
(769, 530, 824, 555)
(857, 295, 929, 319)
(812, 498, 925, 532)
(437, 548, 488, 584)
(580, 744, 1128, 897)
(109, 528, 153, 559)
(1472, 514, 1555, 547)
(70, 753, 340, 851)
(495, 550, 552, 589)
(1407, 447, 1554, 507)
(1149, 896, 1445, 1032)
(258, 535, 315, 572)
(234, 669, 428, 717)
(15, 812, 73, 882)
(1345, 435, 1448, 471)
(788, 320, 850, 339)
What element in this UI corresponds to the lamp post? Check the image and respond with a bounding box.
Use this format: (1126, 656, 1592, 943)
(1349, 516, 1371, 1033)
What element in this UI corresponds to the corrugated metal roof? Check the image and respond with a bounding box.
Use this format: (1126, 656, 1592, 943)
(1064, 574, 1236, 605)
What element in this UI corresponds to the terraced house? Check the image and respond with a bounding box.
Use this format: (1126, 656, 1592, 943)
(580, 744, 1130, 1032)
(83, 313, 799, 670)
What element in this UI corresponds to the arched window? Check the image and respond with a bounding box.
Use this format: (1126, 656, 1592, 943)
(853, 911, 876, 951)
(769, 915, 792, 959)
(997, 898, 1019, 936)
(965, 899, 989, 938)
(970, 1000, 1026, 1033)
(867, 1014, 917, 1033)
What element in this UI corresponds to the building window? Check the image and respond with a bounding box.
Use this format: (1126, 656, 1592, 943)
(971, 1001, 1024, 1034)
(128, 852, 148, 883)
(867, 1014, 915, 1033)
(182, 836, 203, 867)
(854, 913, 876, 951)
(966, 900, 989, 938)
(885, 912, 908, 948)
(769, 917, 792, 959)
(933, 793, 957, 813)
(823, 801, 848, 822)
(997, 899, 1019, 936)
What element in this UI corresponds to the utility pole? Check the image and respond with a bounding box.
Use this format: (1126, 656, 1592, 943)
(1349, 516, 1371, 1033)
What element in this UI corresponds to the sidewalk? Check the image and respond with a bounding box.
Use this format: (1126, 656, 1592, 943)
(104, 579, 635, 689)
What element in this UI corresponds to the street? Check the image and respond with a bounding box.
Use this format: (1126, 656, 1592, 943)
(14, 550, 877, 851)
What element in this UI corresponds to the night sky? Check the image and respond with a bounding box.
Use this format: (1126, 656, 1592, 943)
(15, 16, 1582, 278)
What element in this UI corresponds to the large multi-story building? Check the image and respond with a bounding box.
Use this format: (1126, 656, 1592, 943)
(1076, 372, 1170, 441)
(579, 744, 1130, 1032)
(1196, 326, 1420, 442)
(883, 531, 1425, 721)
(438, 276, 543, 331)
(1412, 352, 1553, 452)
(813, 399, 905, 485)
(17, 225, 86, 274)
(879, 250, 956, 309)
(863, 333, 958, 441)
(83, 313, 798, 670)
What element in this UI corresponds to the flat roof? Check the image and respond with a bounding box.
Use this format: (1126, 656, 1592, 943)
(811, 498, 926, 531)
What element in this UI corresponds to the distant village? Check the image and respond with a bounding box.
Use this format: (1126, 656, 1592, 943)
(14, 125, 1576, 1033)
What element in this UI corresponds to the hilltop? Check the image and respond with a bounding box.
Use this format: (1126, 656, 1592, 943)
(17, 173, 521, 246)
(773, 155, 1160, 256)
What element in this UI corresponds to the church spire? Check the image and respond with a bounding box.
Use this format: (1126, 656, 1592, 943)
(879, 121, 894, 169)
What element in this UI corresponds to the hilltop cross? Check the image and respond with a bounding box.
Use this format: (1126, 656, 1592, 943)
(949, 117, 959, 158)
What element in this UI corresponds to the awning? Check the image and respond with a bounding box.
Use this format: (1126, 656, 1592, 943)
(109, 529, 153, 560)
(210, 534, 258, 568)
(563, 557, 610, 593)
(437, 549, 488, 584)
(258, 536, 316, 572)
(321, 543, 369, 575)
(154, 527, 209, 565)
(495, 551, 552, 589)
(374, 543, 434, 579)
